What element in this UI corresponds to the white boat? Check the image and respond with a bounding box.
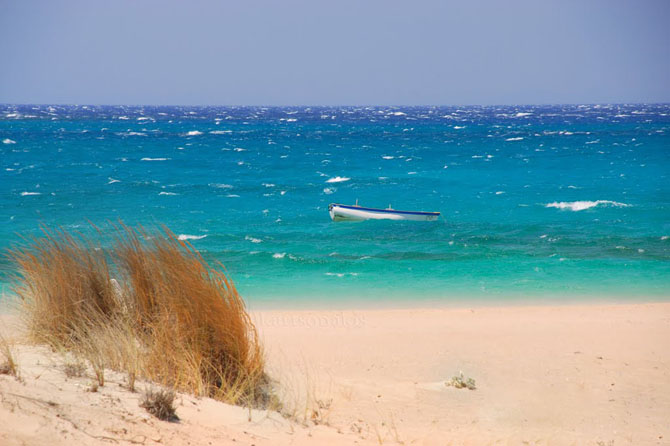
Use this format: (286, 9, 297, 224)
(329, 203, 440, 222)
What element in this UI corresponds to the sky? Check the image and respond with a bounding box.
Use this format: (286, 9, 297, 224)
(0, 0, 668, 106)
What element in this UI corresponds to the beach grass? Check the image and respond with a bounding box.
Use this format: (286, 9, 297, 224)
(7, 224, 271, 407)
(0, 334, 18, 377)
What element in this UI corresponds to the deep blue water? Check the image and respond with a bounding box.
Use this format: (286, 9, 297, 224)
(1, 104, 669, 305)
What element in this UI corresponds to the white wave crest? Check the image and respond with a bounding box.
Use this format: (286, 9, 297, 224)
(326, 176, 350, 183)
(20, 191, 41, 196)
(505, 137, 524, 141)
(177, 234, 207, 241)
(325, 272, 358, 277)
(272, 253, 286, 259)
(245, 236, 262, 243)
(209, 130, 232, 134)
(158, 192, 178, 196)
(545, 200, 630, 211)
(2, 138, 16, 144)
(185, 130, 203, 136)
(323, 187, 335, 194)
(141, 157, 169, 161)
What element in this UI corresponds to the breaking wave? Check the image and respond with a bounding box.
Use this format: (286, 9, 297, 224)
(326, 176, 350, 183)
(177, 234, 207, 241)
(545, 200, 630, 211)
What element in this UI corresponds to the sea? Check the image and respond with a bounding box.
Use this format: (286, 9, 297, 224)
(1, 104, 669, 307)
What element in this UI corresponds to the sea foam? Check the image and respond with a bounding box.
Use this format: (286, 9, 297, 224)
(326, 177, 351, 183)
(326, 176, 350, 183)
(545, 200, 630, 211)
(177, 234, 207, 241)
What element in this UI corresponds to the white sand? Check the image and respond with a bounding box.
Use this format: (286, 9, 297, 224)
(1, 302, 669, 445)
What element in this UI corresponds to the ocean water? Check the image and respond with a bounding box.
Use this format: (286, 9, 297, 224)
(1, 104, 669, 306)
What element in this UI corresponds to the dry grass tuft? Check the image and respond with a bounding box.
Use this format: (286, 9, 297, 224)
(115, 225, 268, 405)
(140, 387, 179, 421)
(8, 223, 270, 407)
(9, 227, 117, 348)
(0, 335, 18, 377)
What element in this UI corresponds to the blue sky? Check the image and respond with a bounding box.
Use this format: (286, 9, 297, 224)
(1, 0, 668, 105)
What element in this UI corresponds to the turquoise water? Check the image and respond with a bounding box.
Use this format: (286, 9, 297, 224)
(1, 104, 669, 305)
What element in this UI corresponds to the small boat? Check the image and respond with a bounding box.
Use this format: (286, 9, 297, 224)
(329, 202, 440, 222)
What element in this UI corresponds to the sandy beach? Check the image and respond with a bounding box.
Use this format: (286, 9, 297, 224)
(1, 301, 668, 445)
(3, 1, 668, 445)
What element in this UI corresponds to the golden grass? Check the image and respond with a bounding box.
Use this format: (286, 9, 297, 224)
(9, 227, 117, 346)
(8, 224, 271, 407)
(0, 334, 18, 377)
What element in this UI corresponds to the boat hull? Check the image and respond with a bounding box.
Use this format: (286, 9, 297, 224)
(329, 204, 439, 222)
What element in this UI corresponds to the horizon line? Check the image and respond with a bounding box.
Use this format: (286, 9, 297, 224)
(2, 102, 670, 108)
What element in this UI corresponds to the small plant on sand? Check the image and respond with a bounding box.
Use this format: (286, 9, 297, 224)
(0, 335, 18, 377)
(63, 360, 86, 378)
(140, 387, 179, 421)
(309, 398, 333, 426)
(446, 372, 476, 390)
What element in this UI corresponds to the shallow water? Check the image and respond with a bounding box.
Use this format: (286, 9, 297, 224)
(1, 104, 669, 305)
